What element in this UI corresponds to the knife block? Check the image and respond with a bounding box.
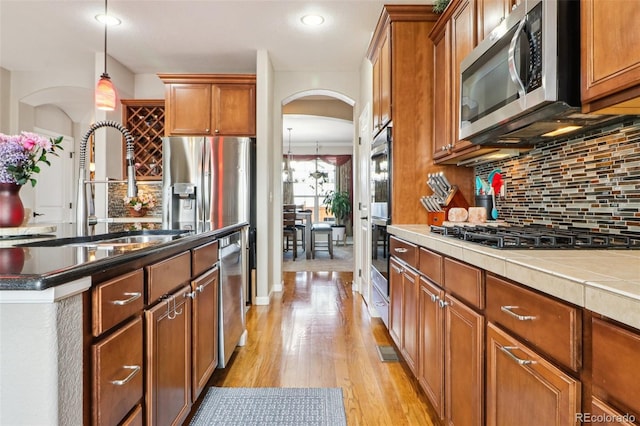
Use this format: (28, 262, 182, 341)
(427, 186, 470, 226)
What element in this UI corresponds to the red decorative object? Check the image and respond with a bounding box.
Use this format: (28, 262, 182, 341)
(0, 183, 25, 228)
(0, 248, 26, 274)
(129, 207, 147, 217)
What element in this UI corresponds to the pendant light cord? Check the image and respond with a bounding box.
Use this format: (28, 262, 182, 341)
(103, 0, 108, 76)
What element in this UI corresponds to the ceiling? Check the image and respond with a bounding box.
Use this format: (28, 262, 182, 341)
(0, 0, 432, 150)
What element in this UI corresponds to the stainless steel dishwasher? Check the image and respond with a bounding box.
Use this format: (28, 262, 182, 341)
(218, 229, 247, 368)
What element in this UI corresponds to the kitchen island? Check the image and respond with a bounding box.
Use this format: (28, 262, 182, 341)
(0, 223, 248, 425)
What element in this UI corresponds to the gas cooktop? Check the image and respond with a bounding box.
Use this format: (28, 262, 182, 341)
(430, 224, 640, 250)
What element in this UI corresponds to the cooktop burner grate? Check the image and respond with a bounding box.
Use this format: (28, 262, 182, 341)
(430, 225, 640, 249)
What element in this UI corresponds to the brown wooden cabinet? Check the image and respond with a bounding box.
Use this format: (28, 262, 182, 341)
(389, 256, 419, 374)
(581, 0, 640, 114)
(191, 267, 219, 402)
(145, 284, 192, 426)
(418, 276, 445, 421)
(159, 74, 256, 137)
(368, 5, 475, 224)
(430, 0, 500, 166)
(91, 269, 145, 426)
(591, 317, 640, 421)
(121, 99, 165, 179)
(486, 323, 580, 426)
(371, 26, 391, 134)
(476, 0, 520, 41)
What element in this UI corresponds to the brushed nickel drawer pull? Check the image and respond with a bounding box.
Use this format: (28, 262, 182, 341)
(111, 292, 141, 306)
(374, 301, 387, 307)
(501, 305, 536, 321)
(438, 299, 449, 308)
(430, 294, 439, 303)
(394, 247, 408, 253)
(110, 365, 141, 386)
(391, 264, 403, 274)
(500, 346, 536, 365)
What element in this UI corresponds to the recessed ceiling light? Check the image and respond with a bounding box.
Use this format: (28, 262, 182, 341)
(95, 14, 121, 26)
(301, 15, 324, 26)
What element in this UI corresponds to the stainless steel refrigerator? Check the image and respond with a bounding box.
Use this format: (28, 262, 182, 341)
(162, 136, 252, 232)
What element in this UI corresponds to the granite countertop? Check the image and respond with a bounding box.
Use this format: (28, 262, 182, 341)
(388, 224, 640, 330)
(0, 222, 247, 292)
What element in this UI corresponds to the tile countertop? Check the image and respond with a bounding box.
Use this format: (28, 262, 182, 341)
(388, 225, 640, 331)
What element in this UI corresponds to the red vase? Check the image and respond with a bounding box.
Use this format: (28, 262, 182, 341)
(0, 183, 25, 228)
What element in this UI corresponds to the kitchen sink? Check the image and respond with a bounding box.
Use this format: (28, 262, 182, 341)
(18, 229, 192, 249)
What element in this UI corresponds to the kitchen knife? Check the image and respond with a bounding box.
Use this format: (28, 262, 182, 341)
(420, 197, 434, 212)
(428, 196, 442, 211)
(428, 174, 446, 199)
(438, 171, 453, 192)
(433, 174, 450, 197)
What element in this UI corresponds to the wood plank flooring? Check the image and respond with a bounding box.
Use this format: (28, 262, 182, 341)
(198, 271, 436, 425)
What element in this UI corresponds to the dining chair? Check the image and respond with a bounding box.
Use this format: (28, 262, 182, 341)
(283, 210, 298, 260)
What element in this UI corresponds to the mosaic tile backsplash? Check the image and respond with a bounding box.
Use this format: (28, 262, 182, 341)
(475, 118, 640, 234)
(107, 181, 163, 232)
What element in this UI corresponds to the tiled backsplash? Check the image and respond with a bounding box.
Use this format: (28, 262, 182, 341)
(475, 118, 640, 234)
(107, 181, 163, 218)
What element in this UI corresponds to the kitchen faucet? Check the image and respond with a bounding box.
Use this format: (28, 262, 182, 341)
(76, 120, 137, 235)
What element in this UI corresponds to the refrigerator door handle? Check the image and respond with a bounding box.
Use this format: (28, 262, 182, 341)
(202, 138, 211, 231)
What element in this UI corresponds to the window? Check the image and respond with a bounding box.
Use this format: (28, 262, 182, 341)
(290, 158, 335, 223)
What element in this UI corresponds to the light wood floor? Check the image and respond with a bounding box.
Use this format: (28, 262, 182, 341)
(201, 271, 436, 425)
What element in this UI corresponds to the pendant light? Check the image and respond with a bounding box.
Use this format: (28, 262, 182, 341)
(309, 141, 324, 180)
(283, 128, 294, 182)
(95, 0, 117, 111)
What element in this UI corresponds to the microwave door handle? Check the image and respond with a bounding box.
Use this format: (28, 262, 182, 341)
(508, 16, 528, 102)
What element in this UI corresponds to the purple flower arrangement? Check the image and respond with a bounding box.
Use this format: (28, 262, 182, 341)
(0, 132, 63, 186)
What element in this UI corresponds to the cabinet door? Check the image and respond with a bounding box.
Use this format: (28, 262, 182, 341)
(372, 50, 382, 134)
(451, 0, 476, 153)
(145, 285, 192, 426)
(165, 84, 212, 135)
(93, 317, 143, 426)
(445, 293, 484, 426)
(191, 266, 219, 402)
(477, 0, 519, 41)
(389, 257, 404, 348)
(486, 323, 580, 426)
(418, 277, 445, 421)
(402, 265, 419, 374)
(432, 21, 452, 159)
(379, 27, 391, 131)
(212, 84, 256, 136)
(582, 0, 640, 112)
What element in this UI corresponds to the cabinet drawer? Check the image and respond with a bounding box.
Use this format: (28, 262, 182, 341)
(592, 318, 640, 418)
(418, 247, 442, 285)
(590, 397, 636, 426)
(389, 236, 418, 267)
(192, 240, 219, 278)
(371, 282, 389, 329)
(146, 251, 191, 303)
(486, 274, 581, 372)
(93, 317, 143, 426)
(443, 257, 484, 310)
(93, 269, 144, 336)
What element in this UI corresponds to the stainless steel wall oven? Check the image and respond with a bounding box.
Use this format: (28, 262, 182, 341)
(370, 126, 392, 327)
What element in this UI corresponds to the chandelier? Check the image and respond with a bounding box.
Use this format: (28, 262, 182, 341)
(309, 141, 325, 180)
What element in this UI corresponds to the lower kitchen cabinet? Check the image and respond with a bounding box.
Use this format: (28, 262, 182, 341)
(418, 276, 445, 420)
(389, 257, 419, 373)
(444, 293, 484, 426)
(486, 323, 580, 426)
(145, 284, 192, 426)
(191, 265, 219, 402)
(591, 317, 640, 421)
(92, 317, 144, 426)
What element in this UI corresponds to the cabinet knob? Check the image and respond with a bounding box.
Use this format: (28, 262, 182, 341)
(205, 128, 210, 133)
(438, 299, 449, 308)
(214, 129, 220, 133)
(430, 294, 439, 303)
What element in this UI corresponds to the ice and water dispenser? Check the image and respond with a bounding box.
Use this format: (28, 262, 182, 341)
(168, 183, 197, 230)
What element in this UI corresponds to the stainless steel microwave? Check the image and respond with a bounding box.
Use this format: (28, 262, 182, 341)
(459, 0, 618, 146)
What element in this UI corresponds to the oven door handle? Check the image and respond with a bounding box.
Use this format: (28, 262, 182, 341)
(508, 15, 528, 102)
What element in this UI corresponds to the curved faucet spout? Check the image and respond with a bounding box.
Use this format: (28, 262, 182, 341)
(76, 120, 138, 235)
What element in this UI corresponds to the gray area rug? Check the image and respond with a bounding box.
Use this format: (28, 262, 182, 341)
(283, 242, 354, 272)
(189, 387, 347, 426)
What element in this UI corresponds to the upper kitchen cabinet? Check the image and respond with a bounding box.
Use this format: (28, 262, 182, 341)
(581, 0, 640, 114)
(431, 0, 493, 164)
(367, 5, 440, 224)
(476, 0, 520, 41)
(121, 99, 165, 180)
(371, 26, 391, 134)
(159, 74, 256, 137)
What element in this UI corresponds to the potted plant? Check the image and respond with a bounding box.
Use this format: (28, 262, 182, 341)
(323, 190, 351, 244)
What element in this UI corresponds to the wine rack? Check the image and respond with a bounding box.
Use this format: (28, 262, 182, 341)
(121, 99, 165, 179)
